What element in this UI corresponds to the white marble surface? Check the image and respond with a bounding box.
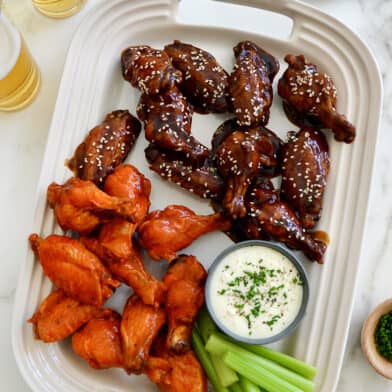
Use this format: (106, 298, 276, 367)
(1, 0, 391, 390)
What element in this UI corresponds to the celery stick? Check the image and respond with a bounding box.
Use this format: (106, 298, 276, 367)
(223, 351, 302, 392)
(239, 375, 260, 392)
(230, 382, 243, 392)
(211, 353, 239, 387)
(197, 306, 218, 343)
(206, 333, 314, 392)
(191, 329, 230, 392)
(236, 341, 316, 380)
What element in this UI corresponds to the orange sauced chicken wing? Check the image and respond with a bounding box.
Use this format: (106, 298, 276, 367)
(47, 177, 140, 235)
(138, 205, 231, 262)
(121, 295, 166, 374)
(82, 219, 165, 307)
(28, 289, 100, 343)
(146, 334, 207, 392)
(163, 255, 207, 353)
(104, 164, 151, 226)
(72, 309, 124, 370)
(29, 234, 120, 307)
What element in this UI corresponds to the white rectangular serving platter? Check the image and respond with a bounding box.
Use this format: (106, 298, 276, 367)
(12, 0, 382, 391)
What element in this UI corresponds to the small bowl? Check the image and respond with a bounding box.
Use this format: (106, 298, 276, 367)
(362, 298, 392, 378)
(205, 240, 309, 345)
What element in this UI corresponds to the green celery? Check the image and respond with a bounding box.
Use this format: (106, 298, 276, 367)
(197, 306, 219, 343)
(206, 333, 314, 392)
(230, 382, 243, 392)
(239, 375, 260, 392)
(211, 353, 239, 387)
(191, 329, 229, 392)
(223, 351, 302, 392)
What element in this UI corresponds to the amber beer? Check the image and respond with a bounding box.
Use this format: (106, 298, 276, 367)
(0, 13, 40, 111)
(33, 0, 85, 18)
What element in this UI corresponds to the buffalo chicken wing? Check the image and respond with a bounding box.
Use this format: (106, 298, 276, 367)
(29, 234, 120, 306)
(138, 205, 231, 262)
(163, 255, 207, 353)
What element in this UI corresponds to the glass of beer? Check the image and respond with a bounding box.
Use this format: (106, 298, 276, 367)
(32, 0, 85, 19)
(0, 12, 41, 112)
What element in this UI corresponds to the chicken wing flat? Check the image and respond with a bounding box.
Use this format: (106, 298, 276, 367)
(278, 54, 356, 143)
(29, 234, 120, 306)
(72, 309, 123, 370)
(137, 88, 209, 164)
(121, 45, 182, 95)
(145, 144, 225, 200)
(121, 295, 166, 373)
(81, 219, 165, 307)
(164, 40, 229, 113)
(211, 118, 283, 177)
(28, 289, 100, 342)
(229, 41, 279, 126)
(216, 128, 277, 218)
(163, 255, 207, 353)
(67, 110, 141, 186)
(280, 128, 330, 229)
(47, 177, 139, 235)
(146, 335, 207, 392)
(104, 164, 151, 225)
(138, 205, 231, 262)
(254, 201, 327, 263)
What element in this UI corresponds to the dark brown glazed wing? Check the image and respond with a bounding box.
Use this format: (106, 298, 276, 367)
(81, 219, 166, 307)
(163, 255, 207, 353)
(280, 127, 330, 229)
(146, 335, 207, 392)
(138, 205, 231, 262)
(216, 128, 277, 218)
(229, 41, 279, 126)
(47, 177, 140, 235)
(137, 88, 209, 164)
(164, 40, 229, 113)
(29, 234, 120, 306)
(145, 144, 225, 200)
(104, 164, 151, 226)
(211, 118, 283, 177)
(121, 45, 182, 95)
(28, 289, 100, 342)
(72, 309, 124, 369)
(67, 110, 141, 186)
(278, 54, 356, 143)
(121, 295, 166, 374)
(254, 201, 327, 263)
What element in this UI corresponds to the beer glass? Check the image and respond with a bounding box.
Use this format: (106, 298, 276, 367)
(32, 0, 85, 19)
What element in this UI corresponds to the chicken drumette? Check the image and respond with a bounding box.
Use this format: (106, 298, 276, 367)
(146, 334, 207, 392)
(145, 145, 225, 200)
(72, 309, 124, 370)
(164, 40, 229, 113)
(137, 87, 209, 164)
(253, 201, 327, 263)
(82, 219, 165, 307)
(47, 177, 140, 235)
(280, 127, 330, 229)
(29, 234, 120, 306)
(229, 41, 279, 126)
(121, 295, 166, 374)
(163, 255, 207, 353)
(215, 128, 277, 219)
(278, 54, 356, 143)
(104, 164, 151, 226)
(121, 45, 182, 95)
(67, 110, 141, 186)
(28, 289, 100, 342)
(138, 205, 231, 262)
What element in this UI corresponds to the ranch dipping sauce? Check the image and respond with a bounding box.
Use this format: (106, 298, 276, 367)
(208, 244, 304, 340)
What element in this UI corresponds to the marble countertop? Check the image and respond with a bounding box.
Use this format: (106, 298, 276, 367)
(1, 0, 391, 390)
